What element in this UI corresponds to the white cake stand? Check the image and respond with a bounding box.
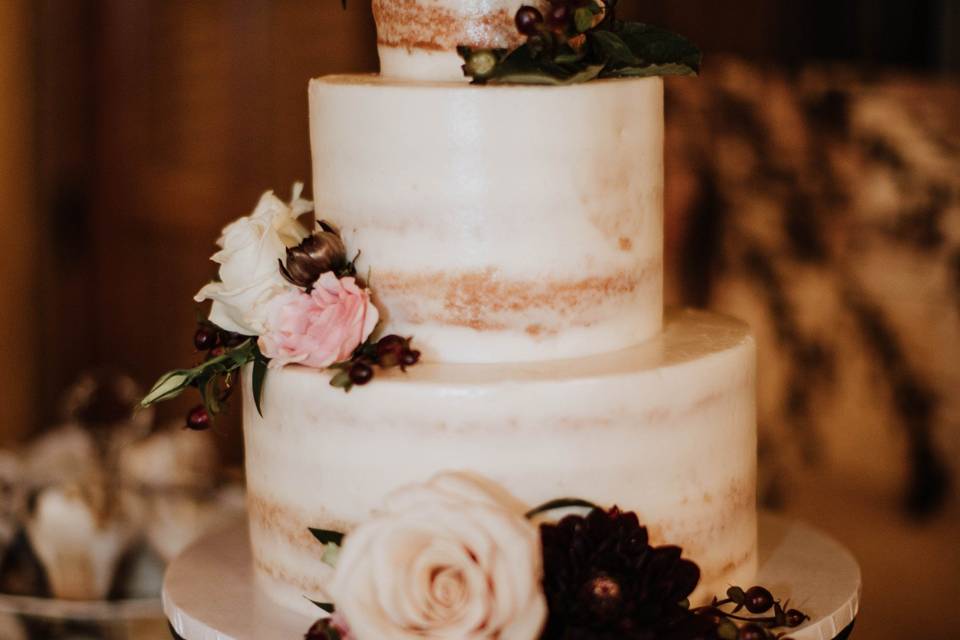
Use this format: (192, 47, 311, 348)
(163, 513, 860, 640)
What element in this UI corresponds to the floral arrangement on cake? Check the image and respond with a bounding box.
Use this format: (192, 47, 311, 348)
(140, 185, 420, 427)
(458, 0, 702, 85)
(302, 473, 809, 640)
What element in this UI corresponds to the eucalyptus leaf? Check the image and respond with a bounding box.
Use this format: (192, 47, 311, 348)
(309, 528, 345, 546)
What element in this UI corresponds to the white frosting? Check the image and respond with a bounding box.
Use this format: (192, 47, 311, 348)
(243, 310, 758, 617)
(372, 0, 548, 82)
(310, 75, 664, 363)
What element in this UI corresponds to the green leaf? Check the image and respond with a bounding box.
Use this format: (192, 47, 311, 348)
(605, 62, 698, 79)
(525, 498, 600, 519)
(727, 586, 746, 603)
(200, 374, 221, 416)
(574, 6, 596, 33)
(141, 370, 192, 406)
(590, 30, 640, 67)
(329, 369, 353, 391)
(140, 340, 258, 409)
(321, 543, 341, 568)
(618, 22, 702, 74)
(492, 64, 604, 86)
(309, 528, 345, 546)
(307, 598, 336, 614)
(252, 354, 268, 417)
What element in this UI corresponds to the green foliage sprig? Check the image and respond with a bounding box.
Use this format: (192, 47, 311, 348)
(140, 324, 269, 425)
(460, 0, 701, 85)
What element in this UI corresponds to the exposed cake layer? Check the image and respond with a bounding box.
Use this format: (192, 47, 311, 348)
(243, 310, 758, 617)
(310, 75, 664, 363)
(372, 0, 548, 81)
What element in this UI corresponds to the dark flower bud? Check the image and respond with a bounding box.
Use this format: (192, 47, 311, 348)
(281, 225, 347, 288)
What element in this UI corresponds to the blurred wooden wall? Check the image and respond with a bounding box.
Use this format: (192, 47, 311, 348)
(14, 0, 957, 447)
(0, 0, 37, 446)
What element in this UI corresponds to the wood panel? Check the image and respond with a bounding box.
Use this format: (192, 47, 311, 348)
(0, 0, 38, 445)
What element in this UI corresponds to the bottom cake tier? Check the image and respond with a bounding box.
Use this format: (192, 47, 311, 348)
(242, 309, 757, 617)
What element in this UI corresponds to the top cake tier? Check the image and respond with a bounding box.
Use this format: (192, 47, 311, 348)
(372, 0, 550, 82)
(310, 75, 663, 363)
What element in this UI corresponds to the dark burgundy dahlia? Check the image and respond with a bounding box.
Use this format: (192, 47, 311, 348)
(539, 507, 709, 640)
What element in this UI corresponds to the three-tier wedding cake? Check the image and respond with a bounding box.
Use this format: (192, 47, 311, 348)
(147, 1, 763, 637)
(245, 0, 756, 619)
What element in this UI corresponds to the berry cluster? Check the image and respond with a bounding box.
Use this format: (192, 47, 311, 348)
(515, 0, 608, 41)
(330, 334, 421, 392)
(461, 0, 608, 81)
(692, 585, 810, 639)
(513, 0, 608, 61)
(185, 322, 253, 430)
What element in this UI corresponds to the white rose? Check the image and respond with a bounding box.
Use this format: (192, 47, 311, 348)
(330, 472, 547, 640)
(194, 183, 312, 335)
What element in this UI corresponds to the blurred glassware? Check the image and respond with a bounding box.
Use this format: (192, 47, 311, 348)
(0, 370, 244, 639)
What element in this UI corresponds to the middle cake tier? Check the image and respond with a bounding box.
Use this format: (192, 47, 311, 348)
(309, 75, 665, 363)
(243, 309, 757, 617)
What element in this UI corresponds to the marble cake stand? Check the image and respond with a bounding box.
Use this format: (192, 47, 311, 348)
(163, 513, 861, 640)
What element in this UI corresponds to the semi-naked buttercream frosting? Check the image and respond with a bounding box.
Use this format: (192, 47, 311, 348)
(310, 75, 664, 363)
(237, 6, 759, 623)
(372, 0, 550, 81)
(244, 309, 758, 618)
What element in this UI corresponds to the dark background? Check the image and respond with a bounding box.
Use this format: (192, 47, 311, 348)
(15, 0, 960, 435)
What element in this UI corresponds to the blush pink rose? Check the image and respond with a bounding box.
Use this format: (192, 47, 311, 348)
(258, 272, 379, 369)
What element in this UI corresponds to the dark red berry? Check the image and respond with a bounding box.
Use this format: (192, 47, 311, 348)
(208, 346, 226, 359)
(376, 335, 406, 367)
(349, 362, 374, 386)
(224, 332, 247, 348)
(743, 586, 774, 614)
(546, 3, 571, 26)
(377, 334, 406, 351)
(515, 6, 544, 35)
(785, 609, 808, 627)
(738, 623, 767, 640)
(693, 606, 725, 625)
(186, 405, 211, 431)
(194, 326, 218, 351)
(400, 349, 421, 368)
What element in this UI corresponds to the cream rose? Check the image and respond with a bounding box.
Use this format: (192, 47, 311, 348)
(329, 472, 547, 640)
(194, 184, 312, 335)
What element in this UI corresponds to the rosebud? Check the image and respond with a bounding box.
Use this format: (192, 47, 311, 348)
(464, 50, 499, 80)
(281, 226, 347, 288)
